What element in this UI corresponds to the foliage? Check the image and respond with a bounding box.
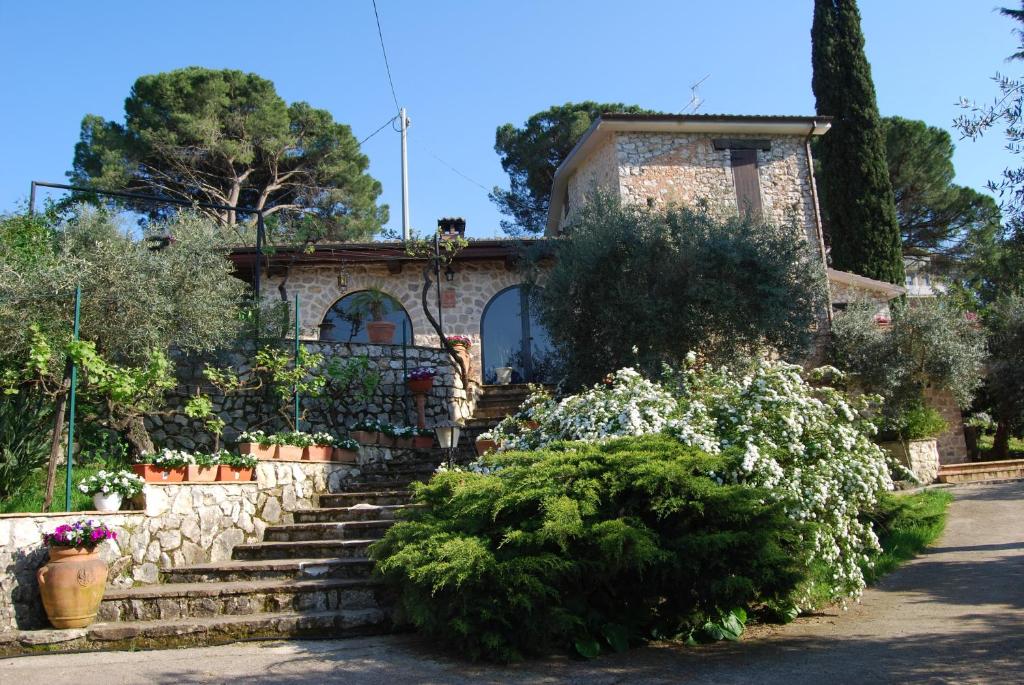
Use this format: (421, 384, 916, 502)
(831, 299, 986, 434)
(496, 358, 894, 606)
(220, 452, 258, 468)
(137, 448, 192, 468)
(371, 435, 811, 662)
(491, 102, 655, 235)
(977, 294, 1024, 457)
(955, 5, 1024, 226)
(77, 469, 145, 498)
(0, 464, 103, 514)
(891, 404, 948, 441)
(536, 196, 826, 388)
(346, 288, 396, 321)
(812, 0, 905, 284)
(862, 490, 953, 584)
(69, 67, 387, 240)
(43, 519, 117, 549)
(446, 335, 472, 348)
(880, 116, 1002, 260)
(0, 391, 52, 499)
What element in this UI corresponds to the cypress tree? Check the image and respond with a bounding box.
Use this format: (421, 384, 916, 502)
(811, 0, 906, 285)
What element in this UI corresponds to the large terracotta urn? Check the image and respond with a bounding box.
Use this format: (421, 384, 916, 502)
(366, 321, 396, 344)
(37, 546, 108, 628)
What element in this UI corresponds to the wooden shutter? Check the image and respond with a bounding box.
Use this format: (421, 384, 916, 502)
(730, 149, 763, 217)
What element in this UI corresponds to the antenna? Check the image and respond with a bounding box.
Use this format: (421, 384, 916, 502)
(681, 74, 711, 114)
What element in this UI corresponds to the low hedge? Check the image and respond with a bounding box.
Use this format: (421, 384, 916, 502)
(370, 435, 812, 662)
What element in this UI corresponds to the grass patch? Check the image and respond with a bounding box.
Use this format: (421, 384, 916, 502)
(0, 464, 104, 514)
(862, 489, 953, 584)
(976, 434, 1024, 461)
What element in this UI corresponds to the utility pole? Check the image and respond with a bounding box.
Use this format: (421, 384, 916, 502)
(400, 107, 411, 241)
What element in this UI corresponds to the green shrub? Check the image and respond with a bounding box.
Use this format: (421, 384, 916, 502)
(0, 390, 52, 499)
(893, 404, 948, 440)
(371, 435, 812, 662)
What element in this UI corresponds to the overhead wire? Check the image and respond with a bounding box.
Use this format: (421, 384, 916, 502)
(371, 0, 401, 115)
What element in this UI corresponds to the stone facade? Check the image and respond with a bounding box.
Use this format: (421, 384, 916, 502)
(260, 259, 534, 385)
(924, 386, 969, 465)
(147, 340, 471, 452)
(0, 456, 399, 631)
(881, 438, 941, 484)
(563, 131, 825, 262)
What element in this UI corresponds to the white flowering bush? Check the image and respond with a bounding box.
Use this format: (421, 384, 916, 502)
(666, 359, 892, 605)
(78, 469, 145, 497)
(491, 369, 677, 449)
(488, 358, 892, 607)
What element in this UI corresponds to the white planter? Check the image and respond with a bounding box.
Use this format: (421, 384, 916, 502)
(495, 367, 513, 385)
(92, 492, 123, 513)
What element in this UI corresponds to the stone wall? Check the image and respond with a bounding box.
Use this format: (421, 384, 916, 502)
(261, 259, 534, 385)
(0, 457, 390, 631)
(924, 386, 969, 465)
(881, 439, 941, 484)
(561, 131, 825, 263)
(147, 340, 470, 452)
(565, 135, 619, 224)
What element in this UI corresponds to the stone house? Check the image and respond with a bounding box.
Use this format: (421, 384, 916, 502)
(228, 113, 966, 463)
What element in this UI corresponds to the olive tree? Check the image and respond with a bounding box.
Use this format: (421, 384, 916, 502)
(536, 196, 828, 388)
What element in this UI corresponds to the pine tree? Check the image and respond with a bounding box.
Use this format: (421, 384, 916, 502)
(812, 0, 906, 285)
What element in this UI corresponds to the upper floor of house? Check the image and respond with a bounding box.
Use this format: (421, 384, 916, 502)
(545, 113, 833, 262)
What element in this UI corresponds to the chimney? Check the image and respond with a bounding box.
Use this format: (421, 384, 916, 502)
(437, 217, 466, 240)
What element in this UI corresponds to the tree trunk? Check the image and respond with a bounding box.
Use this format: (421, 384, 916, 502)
(42, 366, 72, 512)
(992, 420, 1011, 461)
(120, 414, 155, 458)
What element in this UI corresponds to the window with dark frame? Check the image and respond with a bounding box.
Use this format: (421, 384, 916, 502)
(730, 148, 763, 217)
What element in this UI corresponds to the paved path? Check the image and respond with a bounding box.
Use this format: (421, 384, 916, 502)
(2, 481, 1022, 684)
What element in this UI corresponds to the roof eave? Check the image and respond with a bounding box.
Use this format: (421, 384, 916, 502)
(827, 268, 906, 299)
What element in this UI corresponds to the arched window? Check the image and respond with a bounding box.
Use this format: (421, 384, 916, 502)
(480, 285, 554, 384)
(319, 290, 413, 344)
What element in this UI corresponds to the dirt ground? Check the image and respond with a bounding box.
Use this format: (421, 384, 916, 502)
(2, 481, 1021, 685)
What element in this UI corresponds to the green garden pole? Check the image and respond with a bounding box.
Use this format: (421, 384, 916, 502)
(294, 294, 300, 431)
(65, 285, 81, 512)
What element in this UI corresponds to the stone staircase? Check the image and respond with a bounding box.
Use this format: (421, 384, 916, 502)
(8, 457, 441, 654)
(461, 384, 535, 450)
(938, 458, 1024, 484)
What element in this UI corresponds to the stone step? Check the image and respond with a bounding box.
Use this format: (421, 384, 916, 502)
(98, 577, 383, 623)
(232, 538, 377, 561)
(472, 405, 521, 420)
(318, 490, 413, 508)
(295, 504, 416, 523)
(938, 458, 1024, 484)
(162, 557, 374, 583)
(264, 520, 395, 542)
(1, 608, 389, 654)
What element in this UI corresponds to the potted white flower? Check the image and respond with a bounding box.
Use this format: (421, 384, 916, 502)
(77, 470, 146, 512)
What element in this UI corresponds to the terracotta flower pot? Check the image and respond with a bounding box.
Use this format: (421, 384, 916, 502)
(303, 445, 335, 462)
(366, 320, 396, 344)
(332, 448, 358, 463)
(276, 445, 304, 461)
(475, 439, 497, 456)
(407, 377, 434, 394)
(394, 437, 415, 449)
(216, 465, 254, 482)
(413, 435, 434, 449)
(186, 465, 218, 482)
(239, 442, 276, 460)
(92, 492, 122, 512)
(351, 430, 378, 445)
(377, 435, 396, 448)
(523, 420, 540, 430)
(37, 546, 108, 628)
(132, 464, 186, 483)
(453, 345, 472, 374)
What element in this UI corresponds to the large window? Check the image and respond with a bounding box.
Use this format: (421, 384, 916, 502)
(480, 285, 554, 384)
(319, 290, 413, 343)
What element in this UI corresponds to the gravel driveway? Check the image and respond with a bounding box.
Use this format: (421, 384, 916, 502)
(3, 481, 1022, 684)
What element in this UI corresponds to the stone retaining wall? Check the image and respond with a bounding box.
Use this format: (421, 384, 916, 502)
(881, 438, 941, 484)
(0, 451, 400, 631)
(146, 340, 472, 453)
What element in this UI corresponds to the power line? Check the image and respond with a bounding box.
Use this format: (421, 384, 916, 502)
(425, 148, 490, 192)
(371, 0, 401, 114)
(359, 115, 399, 145)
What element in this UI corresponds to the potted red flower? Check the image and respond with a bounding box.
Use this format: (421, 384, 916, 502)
(406, 367, 436, 394)
(38, 520, 117, 628)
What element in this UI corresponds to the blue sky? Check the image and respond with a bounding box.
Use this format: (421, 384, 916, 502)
(0, 1, 1016, 238)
